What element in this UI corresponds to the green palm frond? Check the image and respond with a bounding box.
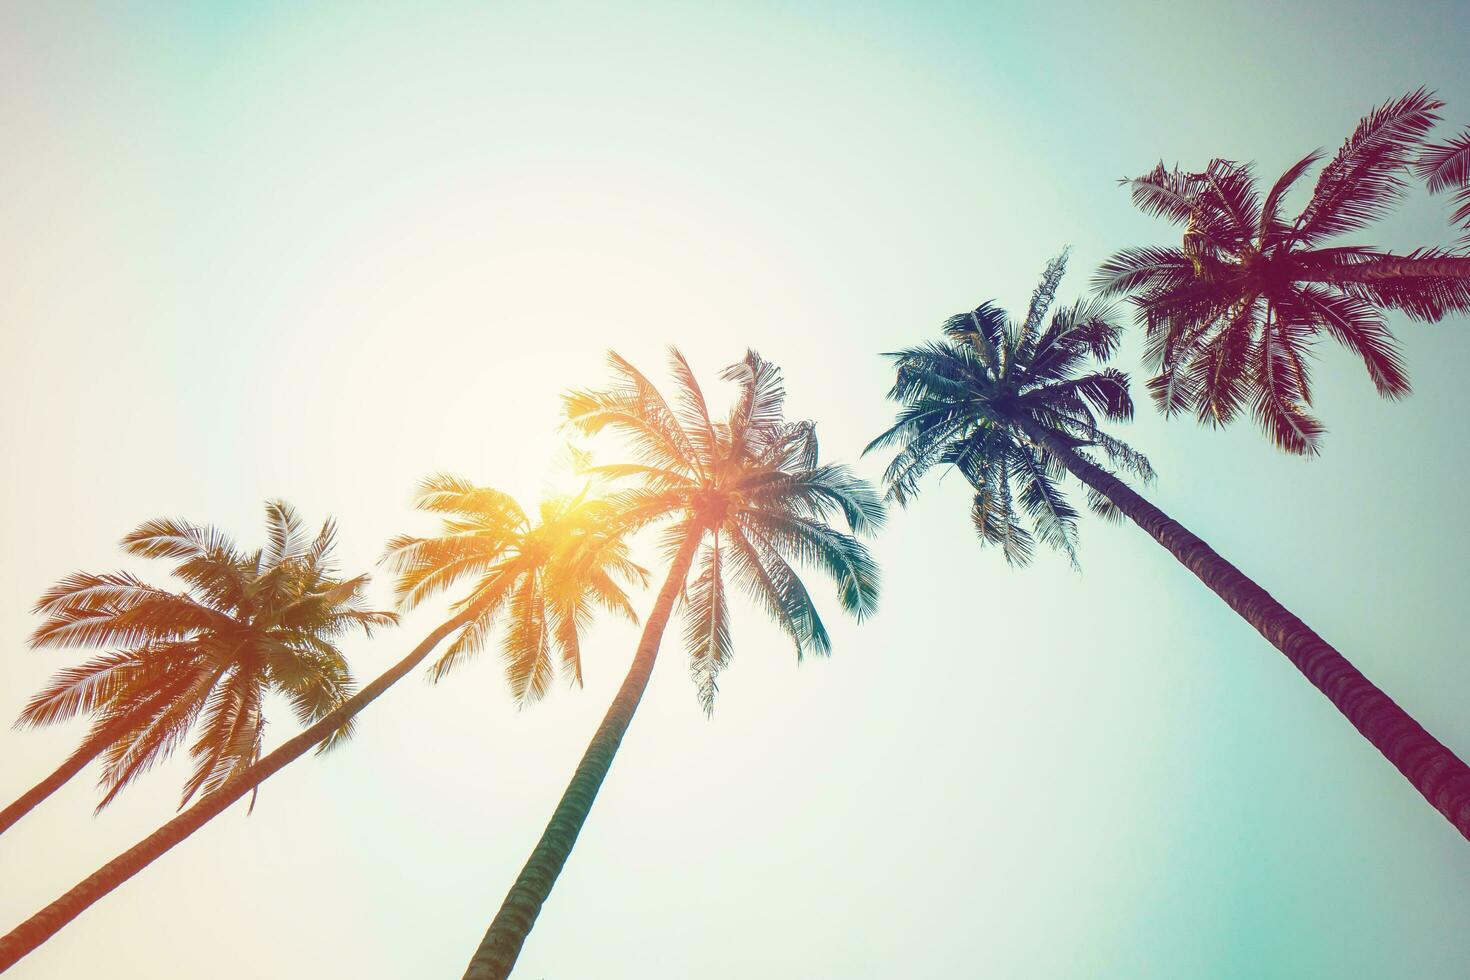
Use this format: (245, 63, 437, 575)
(870, 253, 1151, 566)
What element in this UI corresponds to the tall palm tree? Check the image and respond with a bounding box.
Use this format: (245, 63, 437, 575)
(1096, 89, 1470, 454)
(0, 481, 643, 974)
(0, 501, 393, 837)
(460, 349, 884, 980)
(868, 253, 1470, 841)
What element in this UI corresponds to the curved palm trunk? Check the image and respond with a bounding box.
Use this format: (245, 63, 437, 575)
(462, 531, 701, 980)
(0, 742, 105, 837)
(1020, 419, 1470, 840)
(0, 607, 478, 974)
(1306, 254, 1470, 281)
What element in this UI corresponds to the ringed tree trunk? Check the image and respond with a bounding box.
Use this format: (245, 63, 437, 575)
(461, 529, 703, 980)
(1305, 254, 1470, 281)
(0, 606, 481, 974)
(0, 740, 107, 837)
(1018, 418, 1470, 840)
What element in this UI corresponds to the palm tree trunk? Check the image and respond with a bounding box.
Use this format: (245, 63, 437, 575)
(0, 607, 479, 974)
(461, 530, 702, 980)
(0, 741, 105, 837)
(1307, 254, 1470, 280)
(1019, 418, 1470, 840)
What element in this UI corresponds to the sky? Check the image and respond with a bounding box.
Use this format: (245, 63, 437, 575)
(2, 1, 1469, 977)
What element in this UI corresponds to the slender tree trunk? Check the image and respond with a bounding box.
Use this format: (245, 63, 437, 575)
(1305, 254, 1470, 281)
(462, 530, 702, 980)
(0, 742, 105, 837)
(1019, 418, 1470, 840)
(0, 607, 479, 974)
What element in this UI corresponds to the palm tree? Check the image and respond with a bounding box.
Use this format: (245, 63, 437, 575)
(868, 253, 1470, 841)
(381, 474, 649, 702)
(460, 349, 884, 980)
(0, 501, 393, 837)
(1096, 89, 1470, 454)
(0, 481, 644, 973)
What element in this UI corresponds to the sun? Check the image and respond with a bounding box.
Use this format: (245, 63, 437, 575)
(540, 441, 602, 502)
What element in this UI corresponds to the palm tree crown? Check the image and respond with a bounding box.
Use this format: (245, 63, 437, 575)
(565, 348, 884, 712)
(22, 501, 395, 811)
(382, 476, 649, 703)
(1096, 89, 1470, 454)
(868, 252, 1153, 567)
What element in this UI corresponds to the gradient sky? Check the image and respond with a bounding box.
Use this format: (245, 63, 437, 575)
(3, 2, 1470, 977)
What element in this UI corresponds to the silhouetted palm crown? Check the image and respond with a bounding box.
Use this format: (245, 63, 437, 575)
(23, 502, 395, 810)
(1097, 90, 1470, 454)
(383, 478, 648, 703)
(869, 254, 1153, 567)
(565, 349, 883, 712)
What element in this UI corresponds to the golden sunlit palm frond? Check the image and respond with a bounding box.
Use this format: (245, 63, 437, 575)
(389, 477, 648, 700)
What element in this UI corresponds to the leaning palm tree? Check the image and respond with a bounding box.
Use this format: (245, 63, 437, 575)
(1096, 89, 1470, 454)
(0, 481, 644, 973)
(0, 501, 392, 837)
(460, 349, 884, 980)
(868, 253, 1470, 841)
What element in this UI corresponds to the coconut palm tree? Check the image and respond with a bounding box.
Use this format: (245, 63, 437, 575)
(868, 253, 1470, 841)
(1096, 89, 1470, 454)
(381, 474, 649, 702)
(460, 349, 884, 980)
(0, 481, 644, 974)
(0, 501, 393, 837)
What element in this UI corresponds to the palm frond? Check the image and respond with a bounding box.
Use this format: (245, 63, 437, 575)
(564, 352, 701, 479)
(682, 537, 732, 715)
(261, 500, 309, 568)
(1019, 249, 1069, 344)
(1416, 127, 1470, 247)
(1297, 88, 1443, 243)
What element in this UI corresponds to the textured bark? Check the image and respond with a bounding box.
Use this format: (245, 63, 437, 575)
(1020, 418, 1470, 841)
(0, 607, 479, 974)
(0, 742, 104, 837)
(1305, 254, 1470, 281)
(462, 531, 702, 980)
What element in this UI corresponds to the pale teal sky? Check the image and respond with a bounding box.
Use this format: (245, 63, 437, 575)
(2, 2, 1469, 978)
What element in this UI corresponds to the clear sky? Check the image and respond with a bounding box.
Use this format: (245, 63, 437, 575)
(2, 1, 1469, 977)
